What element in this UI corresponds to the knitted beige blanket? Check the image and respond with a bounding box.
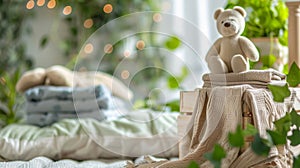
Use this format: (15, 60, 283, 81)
(137, 85, 292, 168)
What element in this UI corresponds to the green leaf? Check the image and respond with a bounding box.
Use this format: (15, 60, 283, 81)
(40, 36, 48, 48)
(228, 125, 244, 147)
(188, 161, 199, 168)
(288, 129, 300, 146)
(261, 55, 276, 68)
(133, 99, 147, 109)
(267, 84, 291, 102)
(293, 156, 300, 168)
(167, 76, 179, 89)
(283, 63, 289, 75)
(164, 36, 181, 50)
(251, 134, 271, 156)
(274, 112, 291, 135)
(243, 124, 258, 136)
(181, 66, 189, 78)
(204, 144, 226, 168)
(291, 109, 300, 127)
(267, 130, 286, 145)
(165, 99, 180, 112)
(287, 62, 300, 87)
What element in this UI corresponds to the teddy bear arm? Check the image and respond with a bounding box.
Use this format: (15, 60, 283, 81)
(239, 37, 259, 61)
(205, 39, 222, 62)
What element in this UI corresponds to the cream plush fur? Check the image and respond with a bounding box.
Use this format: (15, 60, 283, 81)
(206, 6, 259, 73)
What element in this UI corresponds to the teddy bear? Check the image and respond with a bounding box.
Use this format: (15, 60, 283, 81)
(205, 6, 259, 73)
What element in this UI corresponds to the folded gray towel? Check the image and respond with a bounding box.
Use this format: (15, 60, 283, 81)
(26, 96, 111, 113)
(26, 110, 106, 127)
(25, 85, 109, 102)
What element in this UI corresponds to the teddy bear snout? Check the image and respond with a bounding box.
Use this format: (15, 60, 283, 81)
(224, 22, 231, 27)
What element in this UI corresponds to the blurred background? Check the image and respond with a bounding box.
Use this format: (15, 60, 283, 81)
(1, 0, 289, 125)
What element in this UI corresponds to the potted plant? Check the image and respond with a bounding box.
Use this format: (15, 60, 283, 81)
(225, 0, 289, 72)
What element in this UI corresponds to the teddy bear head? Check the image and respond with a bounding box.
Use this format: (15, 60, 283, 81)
(214, 6, 246, 37)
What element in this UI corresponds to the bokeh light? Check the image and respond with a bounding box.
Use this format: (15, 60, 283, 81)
(47, 0, 56, 9)
(121, 70, 130, 79)
(84, 43, 94, 54)
(26, 0, 35, 10)
(123, 50, 131, 57)
(103, 4, 113, 14)
(104, 44, 113, 54)
(63, 6, 72, 15)
(84, 18, 94, 29)
(153, 13, 162, 22)
(136, 40, 145, 50)
(37, 0, 45, 6)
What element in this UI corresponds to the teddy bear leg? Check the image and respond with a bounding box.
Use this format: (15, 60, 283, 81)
(207, 56, 229, 73)
(231, 55, 249, 73)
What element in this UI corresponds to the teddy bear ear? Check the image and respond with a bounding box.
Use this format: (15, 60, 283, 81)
(214, 8, 224, 20)
(233, 6, 247, 18)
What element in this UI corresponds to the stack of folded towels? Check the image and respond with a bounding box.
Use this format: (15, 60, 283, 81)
(202, 69, 286, 88)
(24, 84, 112, 126)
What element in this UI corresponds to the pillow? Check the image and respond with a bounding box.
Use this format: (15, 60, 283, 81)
(18, 65, 133, 101)
(45, 65, 74, 87)
(16, 68, 47, 92)
(77, 71, 134, 101)
(0, 111, 179, 161)
(45, 65, 133, 101)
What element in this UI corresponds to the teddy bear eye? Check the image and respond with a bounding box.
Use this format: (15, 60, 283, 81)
(221, 21, 224, 24)
(230, 19, 235, 21)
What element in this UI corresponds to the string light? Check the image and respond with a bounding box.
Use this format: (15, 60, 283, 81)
(153, 13, 162, 22)
(47, 0, 56, 9)
(84, 19, 94, 29)
(136, 40, 145, 50)
(123, 50, 131, 57)
(104, 44, 113, 54)
(121, 70, 130, 79)
(63, 6, 72, 15)
(37, 0, 45, 6)
(26, 0, 35, 10)
(103, 4, 113, 14)
(84, 43, 94, 54)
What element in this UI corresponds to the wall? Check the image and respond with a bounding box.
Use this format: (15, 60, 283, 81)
(23, 7, 69, 68)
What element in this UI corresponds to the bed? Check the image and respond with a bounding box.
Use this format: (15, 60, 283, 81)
(0, 67, 181, 167)
(0, 109, 180, 167)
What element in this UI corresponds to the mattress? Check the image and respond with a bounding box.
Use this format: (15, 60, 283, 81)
(0, 110, 179, 162)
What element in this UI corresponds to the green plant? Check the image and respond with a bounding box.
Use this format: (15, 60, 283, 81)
(225, 0, 288, 46)
(0, 0, 33, 75)
(0, 1, 33, 127)
(226, 0, 289, 71)
(0, 69, 24, 128)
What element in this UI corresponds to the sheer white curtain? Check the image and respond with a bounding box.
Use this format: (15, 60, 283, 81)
(172, 0, 227, 42)
(164, 0, 227, 89)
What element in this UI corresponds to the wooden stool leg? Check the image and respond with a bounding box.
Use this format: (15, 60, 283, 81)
(241, 102, 254, 153)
